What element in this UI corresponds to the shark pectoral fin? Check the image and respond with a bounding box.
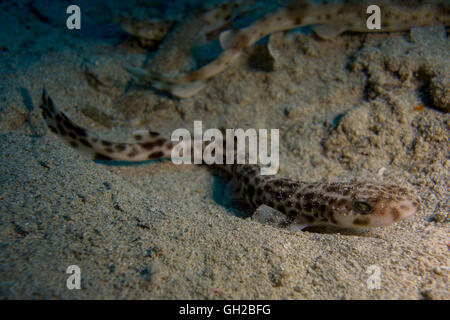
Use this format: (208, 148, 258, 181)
(312, 24, 347, 40)
(253, 204, 290, 228)
(170, 81, 206, 98)
(219, 29, 238, 50)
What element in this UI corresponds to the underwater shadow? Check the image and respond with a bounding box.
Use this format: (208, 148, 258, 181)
(210, 173, 252, 220)
(17, 87, 42, 138)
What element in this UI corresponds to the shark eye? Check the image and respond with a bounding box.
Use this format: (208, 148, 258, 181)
(353, 200, 372, 214)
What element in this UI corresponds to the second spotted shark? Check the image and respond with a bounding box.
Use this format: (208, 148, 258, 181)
(125, 0, 450, 98)
(39, 90, 419, 231)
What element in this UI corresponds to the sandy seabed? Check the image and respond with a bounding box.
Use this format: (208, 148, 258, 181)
(0, 0, 448, 299)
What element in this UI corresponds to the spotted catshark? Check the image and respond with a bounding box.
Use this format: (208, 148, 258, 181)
(125, 0, 450, 97)
(122, 0, 262, 74)
(40, 90, 419, 231)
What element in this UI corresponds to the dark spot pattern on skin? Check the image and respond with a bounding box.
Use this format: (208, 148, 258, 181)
(247, 185, 255, 199)
(303, 201, 313, 212)
(140, 142, 155, 150)
(70, 141, 78, 148)
(104, 148, 114, 154)
(391, 208, 401, 221)
(302, 192, 315, 201)
(68, 132, 77, 140)
(42, 110, 50, 119)
(287, 210, 297, 217)
(273, 180, 284, 187)
(165, 142, 174, 150)
(274, 190, 292, 201)
(79, 138, 92, 148)
(46, 96, 55, 112)
(399, 204, 409, 210)
(343, 189, 352, 196)
(242, 166, 253, 174)
(264, 184, 273, 193)
(61, 113, 70, 121)
(353, 217, 370, 226)
(286, 181, 300, 189)
(49, 125, 58, 134)
(56, 124, 66, 136)
(127, 149, 139, 158)
(133, 134, 142, 141)
(115, 144, 127, 152)
(329, 212, 338, 224)
(73, 126, 87, 138)
(102, 140, 112, 147)
(154, 138, 166, 147)
(326, 185, 342, 193)
(148, 151, 164, 159)
(94, 153, 112, 161)
(278, 219, 292, 228)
